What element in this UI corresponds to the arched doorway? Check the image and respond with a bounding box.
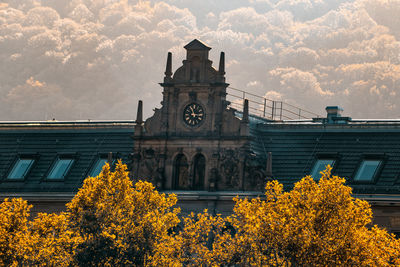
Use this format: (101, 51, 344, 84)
(193, 154, 206, 190)
(173, 154, 189, 190)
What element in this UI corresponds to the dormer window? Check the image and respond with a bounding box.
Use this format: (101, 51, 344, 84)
(47, 158, 74, 179)
(90, 158, 108, 177)
(8, 158, 35, 179)
(311, 159, 335, 180)
(354, 160, 382, 182)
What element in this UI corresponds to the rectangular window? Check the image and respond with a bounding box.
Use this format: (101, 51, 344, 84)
(8, 159, 35, 179)
(90, 158, 108, 177)
(47, 159, 74, 179)
(311, 159, 335, 180)
(354, 160, 381, 181)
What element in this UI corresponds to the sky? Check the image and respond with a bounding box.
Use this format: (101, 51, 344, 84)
(1, 0, 400, 120)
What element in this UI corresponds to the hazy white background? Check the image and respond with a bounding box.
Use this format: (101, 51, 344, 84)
(1, 0, 400, 120)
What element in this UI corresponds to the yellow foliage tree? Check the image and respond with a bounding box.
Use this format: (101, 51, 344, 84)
(151, 166, 400, 266)
(1, 164, 399, 266)
(151, 211, 234, 266)
(227, 166, 400, 266)
(0, 162, 180, 266)
(25, 212, 79, 266)
(0, 198, 31, 266)
(66, 161, 180, 266)
(0, 198, 78, 266)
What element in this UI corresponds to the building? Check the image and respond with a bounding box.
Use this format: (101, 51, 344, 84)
(0, 121, 134, 214)
(1, 39, 400, 233)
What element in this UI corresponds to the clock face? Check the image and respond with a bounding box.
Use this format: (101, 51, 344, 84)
(183, 103, 205, 127)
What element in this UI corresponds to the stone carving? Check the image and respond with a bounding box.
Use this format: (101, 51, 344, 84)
(193, 154, 206, 190)
(220, 149, 240, 189)
(155, 167, 165, 190)
(178, 166, 189, 189)
(138, 148, 158, 184)
(244, 154, 266, 190)
(127, 153, 136, 179)
(174, 154, 190, 190)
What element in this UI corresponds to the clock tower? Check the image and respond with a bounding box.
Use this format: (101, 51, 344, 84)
(132, 39, 262, 192)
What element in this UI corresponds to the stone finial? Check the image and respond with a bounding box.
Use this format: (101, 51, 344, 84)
(266, 152, 273, 180)
(240, 99, 250, 136)
(136, 100, 143, 124)
(243, 99, 249, 123)
(219, 51, 225, 75)
(164, 52, 172, 81)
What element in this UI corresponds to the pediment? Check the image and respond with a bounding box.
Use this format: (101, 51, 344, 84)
(184, 39, 211, 51)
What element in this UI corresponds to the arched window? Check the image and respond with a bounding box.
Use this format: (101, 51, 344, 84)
(193, 154, 206, 190)
(173, 154, 189, 190)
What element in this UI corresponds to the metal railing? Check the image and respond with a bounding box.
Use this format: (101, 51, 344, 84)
(227, 87, 322, 121)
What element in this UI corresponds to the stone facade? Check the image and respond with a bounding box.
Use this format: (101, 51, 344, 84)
(131, 39, 265, 193)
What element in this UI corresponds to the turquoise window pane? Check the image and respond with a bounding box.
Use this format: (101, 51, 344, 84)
(47, 159, 74, 179)
(90, 158, 108, 177)
(354, 160, 381, 181)
(8, 159, 34, 179)
(311, 159, 335, 180)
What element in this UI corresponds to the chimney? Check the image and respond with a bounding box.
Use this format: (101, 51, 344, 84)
(325, 106, 351, 124)
(326, 106, 342, 119)
(164, 52, 172, 83)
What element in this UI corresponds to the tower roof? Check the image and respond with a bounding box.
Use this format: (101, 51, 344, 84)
(184, 39, 211, 51)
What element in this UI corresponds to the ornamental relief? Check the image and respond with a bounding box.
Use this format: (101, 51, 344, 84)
(219, 148, 240, 190)
(133, 146, 264, 192)
(244, 154, 266, 191)
(134, 148, 165, 190)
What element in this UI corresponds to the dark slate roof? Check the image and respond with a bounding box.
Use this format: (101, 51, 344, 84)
(250, 119, 400, 195)
(0, 121, 135, 195)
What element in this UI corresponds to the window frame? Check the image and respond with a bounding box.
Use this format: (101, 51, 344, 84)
(351, 154, 385, 184)
(309, 153, 339, 180)
(85, 152, 116, 178)
(89, 158, 109, 177)
(310, 158, 336, 180)
(45, 154, 77, 181)
(5, 153, 39, 181)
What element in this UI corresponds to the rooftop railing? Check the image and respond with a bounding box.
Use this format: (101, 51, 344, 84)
(227, 87, 322, 121)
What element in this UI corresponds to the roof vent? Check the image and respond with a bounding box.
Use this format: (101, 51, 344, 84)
(325, 106, 351, 124)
